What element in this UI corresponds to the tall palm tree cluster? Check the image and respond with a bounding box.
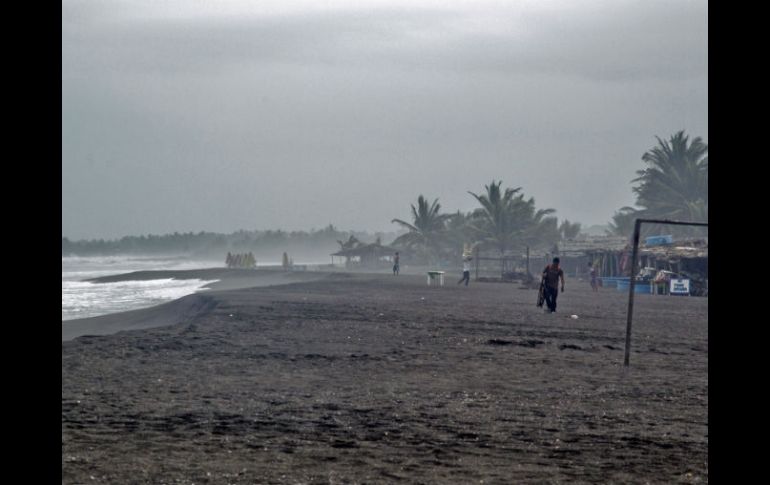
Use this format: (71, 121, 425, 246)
(608, 131, 708, 238)
(467, 181, 559, 257)
(391, 130, 708, 263)
(391, 181, 562, 265)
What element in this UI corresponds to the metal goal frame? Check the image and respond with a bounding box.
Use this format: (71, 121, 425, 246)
(624, 218, 708, 366)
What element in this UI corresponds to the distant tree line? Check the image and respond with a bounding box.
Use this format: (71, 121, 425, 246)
(62, 225, 394, 257)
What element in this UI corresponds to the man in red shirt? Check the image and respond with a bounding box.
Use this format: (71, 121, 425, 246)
(542, 257, 565, 313)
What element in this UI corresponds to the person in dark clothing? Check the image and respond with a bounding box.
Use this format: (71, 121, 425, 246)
(542, 257, 565, 313)
(393, 252, 400, 275)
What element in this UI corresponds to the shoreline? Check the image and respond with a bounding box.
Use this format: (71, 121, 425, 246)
(62, 293, 218, 341)
(85, 267, 328, 288)
(64, 268, 335, 340)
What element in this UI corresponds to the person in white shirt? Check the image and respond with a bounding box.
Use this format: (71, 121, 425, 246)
(457, 256, 472, 286)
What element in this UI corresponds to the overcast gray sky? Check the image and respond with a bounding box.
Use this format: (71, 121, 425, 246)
(62, 0, 707, 240)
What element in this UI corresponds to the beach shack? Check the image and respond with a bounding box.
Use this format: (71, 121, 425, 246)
(330, 241, 402, 269)
(556, 234, 707, 295)
(637, 238, 708, 295)
(557, 235, 631, 279)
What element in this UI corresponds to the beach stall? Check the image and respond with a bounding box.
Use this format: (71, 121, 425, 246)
(636, 238, 708, 296)
(330, 241, 401, 270)
(557, 235, 631, 281)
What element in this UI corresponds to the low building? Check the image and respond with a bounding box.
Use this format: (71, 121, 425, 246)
(331, 242, 401, 269)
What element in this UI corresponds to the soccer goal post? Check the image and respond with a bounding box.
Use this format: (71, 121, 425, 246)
(624, 218, 708, 366)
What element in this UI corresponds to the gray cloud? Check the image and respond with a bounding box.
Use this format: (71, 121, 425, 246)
(63, 2, 706, 81)
(62, 1, 707, 239)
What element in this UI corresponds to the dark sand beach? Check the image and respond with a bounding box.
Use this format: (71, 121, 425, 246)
(62, 272, 707, 483)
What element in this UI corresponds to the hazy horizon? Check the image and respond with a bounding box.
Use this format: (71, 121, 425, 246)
(63, 0, 707, 240)
(62, 223, 617, 243)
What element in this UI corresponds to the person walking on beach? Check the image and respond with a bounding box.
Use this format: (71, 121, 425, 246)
(542, 257, 565, 313)
(588, 261, 598, 292)
(393, 252, 400, 275)
(457, 255, 472, 286)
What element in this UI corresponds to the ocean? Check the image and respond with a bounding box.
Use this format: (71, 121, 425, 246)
(62, 255, 330, 321)
(62, 255, 224, 321)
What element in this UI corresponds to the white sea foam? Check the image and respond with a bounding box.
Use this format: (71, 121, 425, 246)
(62, 255, 222, 321)
(62, 278, 219, 321)
(62, 255, 328, 321)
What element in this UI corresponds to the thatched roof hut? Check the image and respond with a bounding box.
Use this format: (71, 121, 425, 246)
(549, 235, 707, 280)
(331, 242, 401, 268)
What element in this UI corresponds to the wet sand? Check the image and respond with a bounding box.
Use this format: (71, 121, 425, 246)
(62, 273, 708, 484)
(86, 267, 331, 291)
(64, 269, 330, 341)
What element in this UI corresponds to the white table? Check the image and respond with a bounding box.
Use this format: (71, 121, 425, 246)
(427, 271, 445, 286)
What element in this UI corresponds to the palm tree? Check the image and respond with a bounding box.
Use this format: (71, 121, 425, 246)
(631, 131, 708, 236)
(444, 210, 475, 257)
(467, 181, 521, 256)
(391, 195, 451, 264)
(336, 235, 361, 251)
(468, 180, 558, 257)
(335, 235, 362, 266)
(559, 220, 582, 240)
(606, 206, 639, 238)
(525, 211, 560, 247)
